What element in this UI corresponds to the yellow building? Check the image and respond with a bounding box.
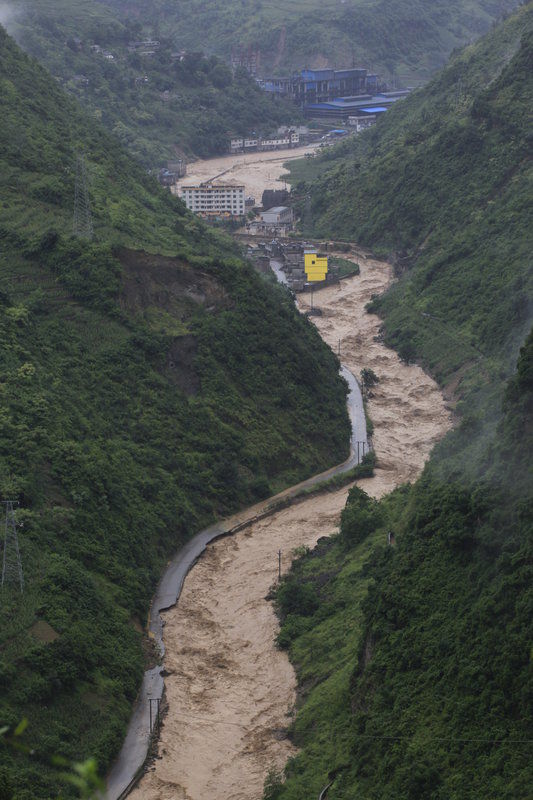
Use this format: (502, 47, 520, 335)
(304, 252, 328, 282)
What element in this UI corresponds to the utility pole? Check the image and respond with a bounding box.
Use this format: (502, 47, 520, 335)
(149, 697, 160, 734)
(1, 501, 24, 593)
(278, 549, 282, 580)
(73, 153, 94, 240)
(304, 192, 311, 231)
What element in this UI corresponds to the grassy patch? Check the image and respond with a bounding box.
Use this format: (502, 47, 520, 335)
(329, 257, 360, 278)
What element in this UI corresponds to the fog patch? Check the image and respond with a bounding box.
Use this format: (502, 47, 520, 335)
(0, 2, 22, 33)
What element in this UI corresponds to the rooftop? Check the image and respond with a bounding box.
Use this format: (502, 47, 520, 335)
(181, 182, 245, 190)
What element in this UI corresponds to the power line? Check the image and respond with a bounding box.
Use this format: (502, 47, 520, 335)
(175, 712, 250, 729)
(350, 734, 533, 745)
(420, 311, 486, 361)
(170, 711, 533, 746)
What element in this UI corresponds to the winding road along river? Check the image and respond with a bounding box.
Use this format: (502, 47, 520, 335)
(109, 150, 451, 800)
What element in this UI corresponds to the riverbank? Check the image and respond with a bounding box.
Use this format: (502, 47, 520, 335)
(128, 252, 451, 800)
(299, 248, 451, 495)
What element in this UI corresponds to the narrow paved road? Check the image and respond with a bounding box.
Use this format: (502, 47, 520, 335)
(106, 362, 365, 799)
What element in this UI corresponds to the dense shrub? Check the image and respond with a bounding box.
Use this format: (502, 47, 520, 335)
(340, 486, 383, 548)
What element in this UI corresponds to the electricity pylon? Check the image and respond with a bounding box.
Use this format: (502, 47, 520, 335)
(1, 500, 24, 593)
(73, 154, 94, 240)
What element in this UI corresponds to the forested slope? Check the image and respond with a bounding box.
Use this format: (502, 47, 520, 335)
(291, 3, 532, 426)
(103, 0, 519, 80)
(6, 0, 299, 165)
(271, 333, 532, 799)
(267, 8, 533, 799)
(0, 29, 349, 797)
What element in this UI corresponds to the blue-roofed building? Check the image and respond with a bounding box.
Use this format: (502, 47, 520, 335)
(360, 106, 388, 114)
(294, 67, 369, 104)
(303, 91, 410, 119)
(257, 67, 382, 104)
(255, 67, 409, 119)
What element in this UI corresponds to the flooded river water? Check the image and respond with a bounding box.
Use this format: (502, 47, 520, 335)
(130, 225, 451, 799)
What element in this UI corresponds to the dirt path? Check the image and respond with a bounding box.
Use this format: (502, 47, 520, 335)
(173, 145, 317, 202)
(130, 252, 451, 800)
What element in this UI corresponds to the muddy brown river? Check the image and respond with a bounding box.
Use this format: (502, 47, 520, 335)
(130, 247, 451, 800)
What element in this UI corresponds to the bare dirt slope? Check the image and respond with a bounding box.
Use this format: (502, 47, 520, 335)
(130, 254, 451, 800)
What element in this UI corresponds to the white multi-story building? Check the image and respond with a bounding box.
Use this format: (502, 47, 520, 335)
(179, 183, 245, 218)
(228, 131, 300, 153)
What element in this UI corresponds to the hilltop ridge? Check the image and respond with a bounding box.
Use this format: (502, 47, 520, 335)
(102, 0, 520, 79)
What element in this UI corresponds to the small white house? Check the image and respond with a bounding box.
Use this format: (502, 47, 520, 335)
(348, 115, 376, 132)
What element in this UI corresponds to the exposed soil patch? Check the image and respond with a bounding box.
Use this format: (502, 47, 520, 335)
(118, 248, 233, 395)
(165, 335, 200, 396)
(29, 620, 59, 644)
(117, 249, 231, 317)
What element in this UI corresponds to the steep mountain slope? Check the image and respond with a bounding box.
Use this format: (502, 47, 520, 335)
(103, 0, 519, 80)
(6, 0, 299, 165)
(291, 3, 532, 429)
(272, 334, 532, 799)
(267, 8, 533, 799)
(0, 29, 349, 797)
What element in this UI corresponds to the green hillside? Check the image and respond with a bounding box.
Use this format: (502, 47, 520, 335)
(6, 0, 300, 165)
(266, 8, 533, 799)
(0, 28, 349, 797)
(270, 333, 533, 799)
(289, 3, 533, 428)
(102, 0, 519, 81)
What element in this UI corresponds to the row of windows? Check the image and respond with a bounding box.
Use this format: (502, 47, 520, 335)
(186, 197, 243, 203)
(182, 190, 244, 195)
(189, 201, 244, 207)
(183, 190, 243, 194)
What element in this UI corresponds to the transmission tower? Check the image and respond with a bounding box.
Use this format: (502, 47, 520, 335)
(1, 501, 24, 593)
(73, 154, 94, 240)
